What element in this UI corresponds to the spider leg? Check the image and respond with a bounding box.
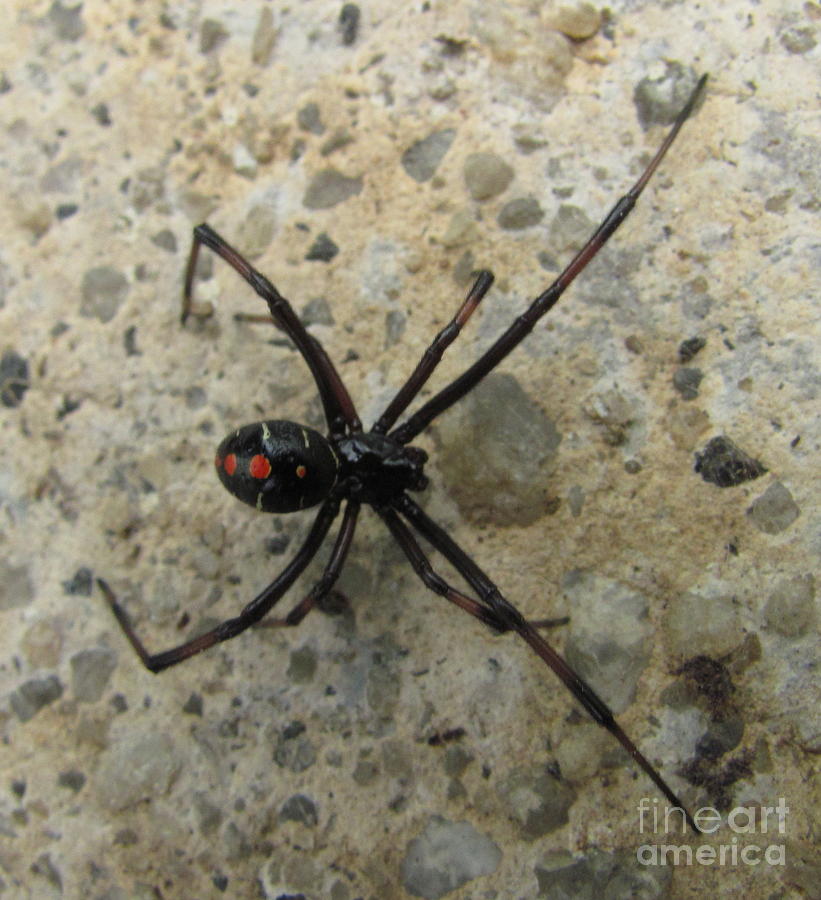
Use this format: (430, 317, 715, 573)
(182, 223, 361, 436)
(383, 494, 699, 833)
(259, 500, 360, 627)
(371, 270, 494, 435)
(97, 498, 341, 673)
(390, 74, 707, 445)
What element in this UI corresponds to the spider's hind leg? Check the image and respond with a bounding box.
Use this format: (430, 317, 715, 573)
(385, 493, 699, 832)
(97, 498, 341, 673)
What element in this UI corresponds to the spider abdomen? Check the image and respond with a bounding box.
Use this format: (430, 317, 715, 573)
(215, 420, 339, 513)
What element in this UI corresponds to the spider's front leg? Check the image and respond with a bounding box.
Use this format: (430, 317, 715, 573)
(181, 223, 361, 436)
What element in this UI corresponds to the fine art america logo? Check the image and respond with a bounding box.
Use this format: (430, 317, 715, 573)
(636, 798, 788, 867)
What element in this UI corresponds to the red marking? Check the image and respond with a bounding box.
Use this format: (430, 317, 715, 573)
(249, 454, 272, 479)
(296, 465, 307, 479)
(224, 453, 237, 476)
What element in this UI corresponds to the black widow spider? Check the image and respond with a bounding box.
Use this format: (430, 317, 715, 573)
(98, 74, 708, 833)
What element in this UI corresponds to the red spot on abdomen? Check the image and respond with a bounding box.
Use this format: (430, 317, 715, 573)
(224, 453, 237, 476)
(249, 454, 272, 479)
(296, 465, 307, 479)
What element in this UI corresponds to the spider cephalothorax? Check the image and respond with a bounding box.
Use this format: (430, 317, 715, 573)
(99, 74, 708, 832)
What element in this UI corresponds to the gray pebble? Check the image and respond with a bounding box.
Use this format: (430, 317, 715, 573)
(764, 574, 815, 637)
(251, 7, 277, 66)
(0, 561, 34, 609)
(303, 169, 363, 209)
(193, 791, 223, 835)
(273, 724, 317, 773)
(40, 157, 83, 193)
(463, 152, 514, 201)
(497, 768, 576, 840)
(548, 204, 594, 253)
(401, 815, 502, 899)
(435, 372, 561, 526)
(97, 732, 181, 810)
(780, 26, 817, 55)
(70, 647, 117, 702)
(10, 675, 63, 722)
(287, 644, 317, 683)
(298, 102, 324, 135)
(130, 166, 165, 211)
(535, 848, 671, 899)
(561, 570, 650, 714)
(401, 129, 456, 183)
(634, 62, 701, 129)
(385, 309, 406, 347)
(672, 366, 703, 400)
(544, 3, 602, 41)
(497, 196, 544, 230)
(150, 229, 177, 253)
(236, 204, 276, 257)
(80, 266, 129, 323)
(747, 481, 800, 534)
(301, 296, 334, 325)
(48, 1, 85, 41)
(663, 590, 744, 659)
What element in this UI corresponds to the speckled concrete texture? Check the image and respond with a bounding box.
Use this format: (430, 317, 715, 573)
(0, 2, 818, 898)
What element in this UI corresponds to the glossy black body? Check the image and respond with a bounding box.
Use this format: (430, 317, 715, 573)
(336, 432, 429, 503)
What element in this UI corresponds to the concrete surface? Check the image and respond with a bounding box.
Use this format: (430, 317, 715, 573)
(0, 1, 818, 898)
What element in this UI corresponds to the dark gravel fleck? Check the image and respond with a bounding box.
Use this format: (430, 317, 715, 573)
(678, 335, 706, 362)
(124, 325, 140, 356)
(151, 229, 178, 252)
(200, 18, 228, 53)
(694, 436, 767, 487)
(305, 232, 339, 262)
(339, 4, 361, 45)
(62, 567, 93, 595)
(634, 62, 702, 129)
(0, 349, 30, 407)
(57, 770, 86, 792)
(301, 296, 334, 326)
(672, 366, 703, 400)
(90, 102, 111, 126)
(183, 693, 204, 715)
(298, 102, 324, 135)
(279, 793, 318, 826)
(265, 534, 291, 555)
